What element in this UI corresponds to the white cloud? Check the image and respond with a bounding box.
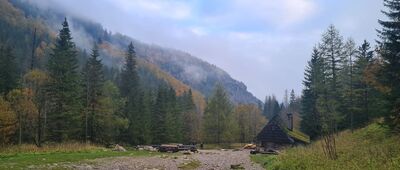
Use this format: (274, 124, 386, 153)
(233, 0, 318, 26)
(190, 27, 207, 36)
(109, 0, 192, 20)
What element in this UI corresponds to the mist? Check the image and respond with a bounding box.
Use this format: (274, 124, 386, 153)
(26, 0, 383, 101)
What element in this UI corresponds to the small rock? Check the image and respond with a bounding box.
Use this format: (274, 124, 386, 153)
(113, 144, 127, 152)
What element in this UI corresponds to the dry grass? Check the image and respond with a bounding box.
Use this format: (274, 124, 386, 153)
(0, 142, 101, 154)
(252, 123, 400, 170)
(0, 142, 162, 169)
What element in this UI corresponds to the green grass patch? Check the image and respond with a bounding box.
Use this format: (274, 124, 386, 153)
(178, 160, 201, 169)
(251, 122, 400, 170)
(0, 147, 161, 170)
(250, 154, 277, 169)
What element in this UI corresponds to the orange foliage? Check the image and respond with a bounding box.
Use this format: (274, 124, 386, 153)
(363, 59, 391, 94)
(98, 43, 206, 113)
(0, 97, 17, 145)
(137, 59, 206, 113)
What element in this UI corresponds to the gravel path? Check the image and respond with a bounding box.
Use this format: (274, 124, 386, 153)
(70, 149, 264, 170)
(193, 150, 263, 170)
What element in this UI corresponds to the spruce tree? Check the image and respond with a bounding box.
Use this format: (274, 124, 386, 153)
(152, 86, 168, 144)
(47, 18, 82, 141)
(300, 47, 324, 139)
(377, 0, 400, 130)
(181, 89, 197, 143)
(120, 42, 140, 144)
(165, 87, 183, 142)
(352, 40, 374, 127)
(137, 91, 153, 144)
(203, 84, 233, 144)
(82, 43, 104, 142)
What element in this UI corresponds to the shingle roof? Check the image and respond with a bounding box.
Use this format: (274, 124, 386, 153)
(256, 114, 310, 144)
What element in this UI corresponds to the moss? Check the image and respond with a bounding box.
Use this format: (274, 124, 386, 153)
(286, 129, 311, 144)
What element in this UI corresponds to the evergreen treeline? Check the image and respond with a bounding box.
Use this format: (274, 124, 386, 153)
(300, 0, 400, 141)
(0, 17, 267, 146)
(0, 18, 198, 146)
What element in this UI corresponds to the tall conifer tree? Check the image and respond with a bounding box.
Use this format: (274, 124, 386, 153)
(47, 18, 82, 141)
(120, 42, 140, 144)
(377, 0, 400, 130)
(301, 47, 324, 139)
(82, 43, 104, 142)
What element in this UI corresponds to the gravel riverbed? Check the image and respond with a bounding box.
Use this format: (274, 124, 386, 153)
(70, 149, 263, 170)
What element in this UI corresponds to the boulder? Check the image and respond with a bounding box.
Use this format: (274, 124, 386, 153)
(113, 144, 127, 152)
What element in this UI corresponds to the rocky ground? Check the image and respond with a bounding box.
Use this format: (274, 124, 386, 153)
(64, 149, 263, 170)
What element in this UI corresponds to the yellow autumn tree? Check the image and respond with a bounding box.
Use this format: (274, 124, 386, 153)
(0, 97, 17, 145)
(233, 104, 267, 143)
(6, 88, 38, 144)
(23, 69, 48, 146)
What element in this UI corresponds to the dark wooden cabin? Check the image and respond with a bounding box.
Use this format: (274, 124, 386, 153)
(256, 113, 310, 150)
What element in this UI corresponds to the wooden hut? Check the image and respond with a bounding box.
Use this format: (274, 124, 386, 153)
(256, 113, 310, 150)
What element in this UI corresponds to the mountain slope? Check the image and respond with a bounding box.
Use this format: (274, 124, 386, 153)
(11, 0, 262, 105)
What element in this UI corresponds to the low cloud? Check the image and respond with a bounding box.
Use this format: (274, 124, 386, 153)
(26, 0, 383, 101)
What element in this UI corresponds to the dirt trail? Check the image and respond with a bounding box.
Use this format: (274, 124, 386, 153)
(71, 149, 263, 170)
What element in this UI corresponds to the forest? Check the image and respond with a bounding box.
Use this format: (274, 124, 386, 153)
(0, 0, 400, 169)
(0, 16, 267, 146)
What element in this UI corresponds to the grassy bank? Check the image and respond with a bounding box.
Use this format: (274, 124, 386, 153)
(0, 143, 160, 169)
(251, 123, 400, 170)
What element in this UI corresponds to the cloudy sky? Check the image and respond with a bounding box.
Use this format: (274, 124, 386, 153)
(32, 0, 384, 101)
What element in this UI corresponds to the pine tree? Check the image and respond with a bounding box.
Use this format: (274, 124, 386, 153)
(181, 89, 198, 143)
(97, 81, 128, 144)
(119, 42, 140, 144)
(300, 47, 325, 139)
(318, 25, 346, 133)
(340, 39, 357, 130)
(377, 0, 400, 130)
(352, 40, 374, 127)
(283, 89, 289, 108)
(120, 42, 139, 98)
(46, 18, 82, 142)
(262, 95, 281, 119)
(203, 84, 233, 144)
(152, 86, 168, 144)
(262, 96, 271, 117)
(82, 43, 104, 142)
(165, 87, 183, 142)
(0, 45, 18, 95)
(137, 91, 153, 144)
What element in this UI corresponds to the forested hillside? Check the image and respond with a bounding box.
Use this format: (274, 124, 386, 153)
(0, 0, 266, 147)
(9, 0, 261, 105)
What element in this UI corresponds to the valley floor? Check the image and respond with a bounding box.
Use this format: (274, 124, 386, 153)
(0, 145, 263, 170)
(70, 150, 263, 170)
